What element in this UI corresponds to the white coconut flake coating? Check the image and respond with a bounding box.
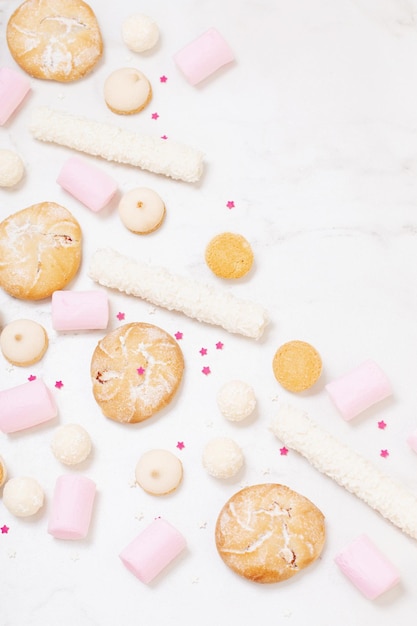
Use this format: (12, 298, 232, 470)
(88, 248, 268, 340)
(51, 423, 92, 465)
(270, 403, 417, 541)
(30, 106, 203, 183)
(217, 380, 256, 421)
(0, 149, 24, 187)
(122, 14, 160, 52)
(3, 476, 44, 517)
(202, 437, 244, 478)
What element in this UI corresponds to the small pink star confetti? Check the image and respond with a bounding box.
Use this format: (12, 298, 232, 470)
(176, 441, 185, 450)
(160, 135, 168, 140)
(116, 312, 125, 321)
(137, 367, 146, 376)
(1, 525, 9, 534)
(202, 366, 211, 376)
(55, 380, 64, 389)
(377, 420, 387, 430)
(199, 347, 208, 356)
(226, 200, 235, 209)
(280, 447, 289, 456)
(215, 341, 224, 350)
(174, 331, 183, 340)
(151, 112, 159, 120)
(28, 374, 36, 382)
(380, 449, 389, 458)
(160, 75, 168, 83)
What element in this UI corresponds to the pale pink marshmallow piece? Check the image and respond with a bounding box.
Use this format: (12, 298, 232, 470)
(48, 475, 96, 540)
(173, 28, 234, 85)
(52, 290, 109, 331)
(335, 534, 400, 599)
(57, 156, 118, 212)
(0, 67, 31, 125)
(407, 428, 417, 453)
(0, 378, 57, 434)
(325, 359, 392, 421)
(119, 518, 186, 583)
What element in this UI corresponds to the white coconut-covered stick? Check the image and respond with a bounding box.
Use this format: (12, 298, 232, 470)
(88, 248, 269, 340)
(270, 404, 417, 540)
(30, 107, 204, 183)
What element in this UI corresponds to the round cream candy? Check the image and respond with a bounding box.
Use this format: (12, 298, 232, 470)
(3, 476, 44, 517)
(217, 380, 256, 422)
(0, 149, 24, 187)
(202, 437, 244, 479)
(118, 187, 165, 234)
(104, 67, 152, 115)
(51, 423, 92, 465)
(121, 14, 160, 52)
(0, 319, 48, 366)
(135, 449, 183, 495)
(0, 455, 7, 487)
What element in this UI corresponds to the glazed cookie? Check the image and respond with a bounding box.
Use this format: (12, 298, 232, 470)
(104, 68, 152, 115)
(121, 14, 160, 53)
(0, 202, 82, 300)
(6, 0, 103, 82)
(272, 340, 322, 392)
(91, 322, 184, 424)
(215, 483, 326, 583)
(205, 232, 254, 279)
(0, 319, 48, 366)
(135, 449, 183, 495)
(118, 187, 165, 234)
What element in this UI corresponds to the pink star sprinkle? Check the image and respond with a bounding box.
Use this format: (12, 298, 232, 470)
(199, 347, 208, 356)
(116, 312, 125, 321)
(215, 341, 224, 350)
(55, 380, 64, 389)
(28, 374, 36, 382)
(202, 366, 211, 376)
(160, 75, 168, 83)
(151, 112, 159, 120)
(226, 200, 235, 209)
(378, 420, 387, 430)
(176, 441, 185, 450)
(160, 135, 168, 140)
(174, 331, 183, 340)
(137, 367, 146, 376)
(1, 525, 9, 534)
(380, 449, 389, 458)
(280, 447, 289, 456)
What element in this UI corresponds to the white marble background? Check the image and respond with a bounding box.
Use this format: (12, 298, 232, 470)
(2, 0, 417, 624)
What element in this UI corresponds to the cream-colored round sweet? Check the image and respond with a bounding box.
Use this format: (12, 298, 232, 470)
(121, 14, 160, 53)
(51, 423, 92, 465)
(0, 456, 7, 488)
(202, 437, 244, 479)
(3, 476, 44, 517)
(104, 68, 152, 115)
(0, 319, 48, 366)
(135, 449, 183, 495)
(217, 380, 256, 422)
(118, 187, 166, 234)
(0, 150, 24, 187)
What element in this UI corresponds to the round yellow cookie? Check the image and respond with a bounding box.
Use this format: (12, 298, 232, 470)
(91, 322, 184, 424)
(272, 340, 322, 392)
(6, 0, 103, 82)
(0, 202, 82, 300)
(215, 483, 326, 584)
(205, 232, 254, 279)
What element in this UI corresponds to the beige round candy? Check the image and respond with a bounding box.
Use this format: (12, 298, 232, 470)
(0, 455, 7, 487)
(0, 149, 24, 187)
(135, 449, 183, 495)
(121, 14, 159, 52)
(0, 319, 48, 366)
(3, 476, 44, 517)
(104, 67, 152, 115)
(217, 380, 256, 422)
(118, 187, 166, 234)
(202, 437, 244, 479)
(51, 423, 92, 465)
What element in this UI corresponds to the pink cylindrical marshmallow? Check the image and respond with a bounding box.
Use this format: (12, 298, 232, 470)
(48, 475, 96, 540)
(335, 534, 400, 599)
(119, 518, 186, 583)
(52, 290, 109, 331)
(0, 67, 31, 125)
(173, 28, 234, 85)
(325, 359, 392, 421)
(57, 156, 118, 212)
(0, 378, 57, 434)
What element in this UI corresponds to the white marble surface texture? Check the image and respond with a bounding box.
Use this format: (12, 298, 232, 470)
(1, 0, 417, 624)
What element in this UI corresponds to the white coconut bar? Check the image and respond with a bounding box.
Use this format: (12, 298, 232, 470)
(270, 404, 417, 540)
(30, 107, 204, 183)
(88, 248, 268, 340)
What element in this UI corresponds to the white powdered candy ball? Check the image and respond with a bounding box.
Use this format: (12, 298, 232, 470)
(122, 14, 160, 52)
(0, 149, 24, 187)
(202, 437, 244, 479)
(3, 477, 44, 517)
(51, 423, 92, 465)
(217, 380, 256, 422)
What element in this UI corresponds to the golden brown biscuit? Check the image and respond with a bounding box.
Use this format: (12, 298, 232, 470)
(205, 232, 254, 279)
(6, 0, 103, 82)
(272, 340, 322, 392)
(215, 483, 325, 583)
(0, 202, 82, 300)
(91, 322, 184, 424)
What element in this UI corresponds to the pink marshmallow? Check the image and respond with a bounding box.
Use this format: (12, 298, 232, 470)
(119, 518, 186, 583)
(325, 359, 392, 420)
(52, 290, 109, 331)
(335, 534, 400, 599)
(0, 378, 57, 434)
(173, 28, 234, 85)
(57, 156, 118, 212)
(48, 475, 96, 540)
(0, 67, 31, 125)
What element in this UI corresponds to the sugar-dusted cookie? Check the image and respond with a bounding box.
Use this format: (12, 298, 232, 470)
(215, 483, 325, 583)
(6, 0, 103, 82)
(272, 340, 322, 392)
(91, 322, 184, 424)
(0, 202, 82, 300)
(104, 68, 152, 115)
(205, 232, 254, 279)
(0, 319, 48, 366)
